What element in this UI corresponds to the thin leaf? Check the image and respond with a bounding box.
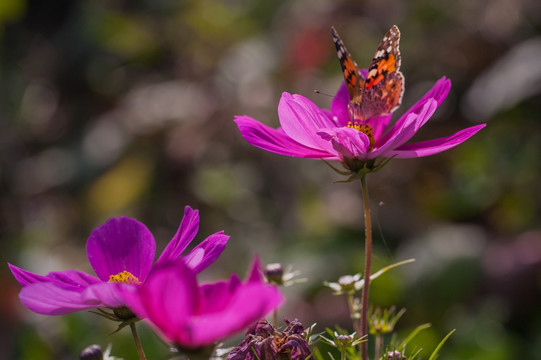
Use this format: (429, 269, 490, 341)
(399, 323, 431, 348)
(370, 259, 415, 282)
(322, 159, 352, 176)
(408, 348, 423, 360)
(428, 329, 456, 360)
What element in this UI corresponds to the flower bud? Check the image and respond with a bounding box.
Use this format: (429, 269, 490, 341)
(264, 263, 284, 285)
(112, 306, 136, 321)
(79, 344, 103, 360)
(335, 334, 354, 347)
(324, 273, 362, 294)
(387, 350, 407, 360)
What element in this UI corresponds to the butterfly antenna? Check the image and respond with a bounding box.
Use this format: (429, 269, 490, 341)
(313, 89, 334, 98)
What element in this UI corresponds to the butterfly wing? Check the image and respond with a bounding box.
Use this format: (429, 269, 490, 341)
(331, 27, 365, 101)
(358, 25, 404, 120)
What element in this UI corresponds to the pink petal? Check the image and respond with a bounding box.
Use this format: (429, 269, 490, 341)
(19, 282, 102, 315)
(182, 231, 229, 273)
(86, 217, 156, 283)
(367, 114, 392, 140)
(9, 264, 100, 289)
(235, 116, 336, 159)
(370, 99, 438, 159)
(246, 256, 263, 283)
(185, 281, 283, 347)
(122, 261, 200, 342)
(390, 124, 487, 158)
(81, 282, 128, 308)
(402, 77, 451, 122)
(377, 77, 450, 146)
(278, 93, 336, 153)
(199, 275, 241, 312)
(331, 82, 350, 126)
(318, 127, 371, 159)
(9, 263, 54, 286)
(156, 206, 199, 265)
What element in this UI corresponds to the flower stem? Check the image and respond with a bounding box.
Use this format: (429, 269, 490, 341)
(130, 322, 147, 360)
(375, 334, 382, 360)
(346, 292, 361, 337)
(359, 175, 372, 360)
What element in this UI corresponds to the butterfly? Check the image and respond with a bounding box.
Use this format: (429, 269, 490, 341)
(331, 25, 404, 121)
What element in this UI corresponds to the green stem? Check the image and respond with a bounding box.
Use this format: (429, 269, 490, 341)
(273, 309, 278, 328)
(130, 322, 147, 360)
(375, 334, 382, 360)
(347, 293, 361, 337)
(359, 175, 372, 360)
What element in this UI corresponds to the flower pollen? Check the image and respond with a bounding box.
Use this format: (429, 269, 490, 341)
(109, 271, 141, 285)
(347, 120, 375, 147)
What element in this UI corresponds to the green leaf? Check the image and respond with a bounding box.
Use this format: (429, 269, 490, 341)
(399, 323, 431, 348)
(427, 329, 456, 360)
(370, 258, 415, 283)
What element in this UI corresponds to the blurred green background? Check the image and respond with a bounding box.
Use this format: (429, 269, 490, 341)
(1, 0, 541, 359)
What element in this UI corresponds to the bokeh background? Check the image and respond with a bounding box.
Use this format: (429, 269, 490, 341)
(2, 0, 541, 359)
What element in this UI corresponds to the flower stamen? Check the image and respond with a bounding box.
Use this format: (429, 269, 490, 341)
(109, 271, 141, 285)
(347, 121, 375, 147)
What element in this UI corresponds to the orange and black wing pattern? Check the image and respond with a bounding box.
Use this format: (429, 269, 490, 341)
(332, 25, 404, 121)
(331, 26, 365, 101)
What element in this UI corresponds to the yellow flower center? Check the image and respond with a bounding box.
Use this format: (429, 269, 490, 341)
(347, 120, 375, 147)
(108, 270, 141, 285)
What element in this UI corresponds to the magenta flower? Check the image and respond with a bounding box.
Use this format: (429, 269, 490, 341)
(235, 77, 485, 172)
(121, 258, 284, 349)
(8, 206, 229, 316)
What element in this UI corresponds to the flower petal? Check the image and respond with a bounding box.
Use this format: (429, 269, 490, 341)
(278, 93, 337, 153)
(122, 261, 200, 343)
(370, 98, 438, 159)
(199, 275, 241, 313)
(156, 206, 199, 265)
(9, 263, 100, 289)
(246, 256, 263, 283)
(331, 82, 350, 126)
(87, 217, 156, 282)
(235, 116, 336, 159)
(401, 77, 451, 124)
(390, 124, 486, 158)
(182, 231, 229, 273)
(9, 263, 54, 286)
(377, 77, 450, 147)
(185, 280, 283, 348)
(81, 282, 128, 308)
(19, 282, 102, 315)
(318, 127, 371, 159)
(367, 114, 392, 140)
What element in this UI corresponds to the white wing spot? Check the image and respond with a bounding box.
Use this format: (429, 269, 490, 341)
(367, 68, 378, 78)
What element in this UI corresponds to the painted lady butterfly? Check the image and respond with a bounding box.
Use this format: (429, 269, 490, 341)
(331, 25, 404, 121)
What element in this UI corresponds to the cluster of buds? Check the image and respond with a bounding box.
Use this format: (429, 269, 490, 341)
(227, 319, 312, 360)
(319, 330, 366, 354)
(387, 350, 407, 359)
(369, 306, 406, 335)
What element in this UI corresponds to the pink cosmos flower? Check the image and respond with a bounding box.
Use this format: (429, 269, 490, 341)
(121, 258, 284, 349)
(235, 77, 485, 172)
(8, 206, 229, 316)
